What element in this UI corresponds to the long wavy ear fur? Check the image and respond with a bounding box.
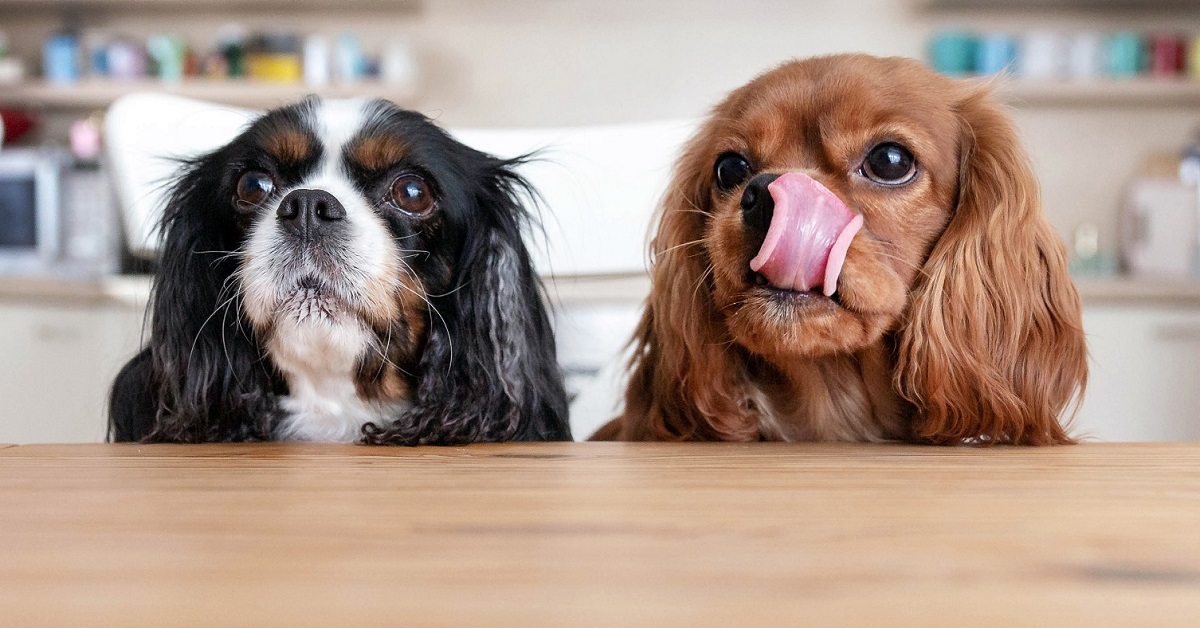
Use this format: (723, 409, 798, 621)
(896, 87, 1087, 445)
(604, 130, 758, 442)
(363, 158, 571, 444)
(108, 153, 282, 442)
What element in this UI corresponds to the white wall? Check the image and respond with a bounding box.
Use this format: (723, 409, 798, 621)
(9, 0, 1200, 256)
(416, 0, 929, 126)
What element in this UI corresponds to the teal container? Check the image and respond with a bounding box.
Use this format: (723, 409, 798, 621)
(1106, 31, 1145, 77)
(929, 31, 977, 76)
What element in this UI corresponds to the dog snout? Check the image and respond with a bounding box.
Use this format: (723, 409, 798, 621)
(741, 173, 780, 237)
(277, 189, 347, 237)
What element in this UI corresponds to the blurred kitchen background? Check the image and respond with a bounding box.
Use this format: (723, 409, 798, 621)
(2, 0, 1200, 443)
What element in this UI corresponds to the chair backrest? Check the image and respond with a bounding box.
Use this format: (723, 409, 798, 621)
(103, 92, 695, 276)
(104, 93, 257, 259)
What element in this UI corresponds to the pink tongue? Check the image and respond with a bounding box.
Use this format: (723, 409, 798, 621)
(749, 173, 862, 296)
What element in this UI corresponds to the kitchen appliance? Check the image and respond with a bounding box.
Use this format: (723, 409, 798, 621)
(0, 147, 120, 277)
(1122, 176, 1197, 277)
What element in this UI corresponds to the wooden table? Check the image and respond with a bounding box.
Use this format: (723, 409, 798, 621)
(2, 442, 1198, 626)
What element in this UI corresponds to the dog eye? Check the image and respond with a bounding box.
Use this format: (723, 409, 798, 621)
(714, 152, 752, 191)
(861, 143, 916, 185)
(388, 174, 435, 216)
(235, 171, 276, 210)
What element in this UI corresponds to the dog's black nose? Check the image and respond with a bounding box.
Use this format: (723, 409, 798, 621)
(741, 173, 780, 235)
(277, 189, 346, 237)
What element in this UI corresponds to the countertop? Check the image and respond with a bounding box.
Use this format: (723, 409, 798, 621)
(6, 273, 1200, 307)
(0, 273, 652, 307)
(1, 442, 1198, 626)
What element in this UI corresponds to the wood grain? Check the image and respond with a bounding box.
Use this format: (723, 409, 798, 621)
(2, 442, 1198, 626)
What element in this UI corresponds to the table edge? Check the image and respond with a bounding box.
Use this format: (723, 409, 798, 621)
(1, 441, 1197, 458)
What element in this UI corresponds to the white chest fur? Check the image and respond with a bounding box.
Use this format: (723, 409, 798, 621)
(268, 316, 410, 443)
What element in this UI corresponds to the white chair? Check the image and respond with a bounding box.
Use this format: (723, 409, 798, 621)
(104, 94, 258, 260)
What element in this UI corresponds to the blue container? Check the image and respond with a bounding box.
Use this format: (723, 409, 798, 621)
(89, 46, 109, 77)
(929, 31, 978, 76)
(43, 33, 81, 84)
(976, 34, 1018, 75)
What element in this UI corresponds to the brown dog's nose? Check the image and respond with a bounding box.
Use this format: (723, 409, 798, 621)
(277, 189, 346, 237)
(741, 173, 780, 236)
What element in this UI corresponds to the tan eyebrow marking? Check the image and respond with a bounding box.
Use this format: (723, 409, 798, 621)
(262, 128, 316, 165)
(349, 135, 410, 172)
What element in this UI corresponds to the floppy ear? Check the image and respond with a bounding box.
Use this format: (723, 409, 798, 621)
(108, 153, 281, 442)
(601, 132, 758, 442)
(895, 88, 1088, 445)
(363, 159, 571, 444)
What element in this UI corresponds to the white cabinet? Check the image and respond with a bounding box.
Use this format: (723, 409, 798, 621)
(554, 299, 642, 441)
(552, 293, 1200, 443)
(0, 299, 144, 443)
(1, 280, 1198, 444)
(1076, 304, 1200, 441)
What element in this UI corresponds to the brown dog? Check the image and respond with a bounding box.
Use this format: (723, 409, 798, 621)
(594, 54, 1087, 445)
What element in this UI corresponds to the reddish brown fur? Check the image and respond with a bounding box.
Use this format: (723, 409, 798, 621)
(262, 128, 315, 165)
(594, 54, 1087, 445)
(351, 282, 428, 403)
(349, 135, 410, 172)
(352, 241, 430, 403)
(355, 350, 414, 401)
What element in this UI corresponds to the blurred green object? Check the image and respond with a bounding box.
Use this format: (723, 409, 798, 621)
(1070, 254, 1119, 277)
(147, 35, 186, 82)
(1069, 223, 1119, 277)
(223, 43, 245, 78)
(217, 25, 248, 78)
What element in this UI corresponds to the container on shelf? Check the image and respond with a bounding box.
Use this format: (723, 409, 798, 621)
(975, 33, 1017, 76)
(1067, 32, 1105, 80)
(929, 30, 977, 76)
(42, 33, 81, 85)
(1020, 31, 1068, 79)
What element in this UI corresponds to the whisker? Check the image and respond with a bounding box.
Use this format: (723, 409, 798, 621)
(218, 291, 242, 390)
(393, 261, 455, 375)
(870, 249, 929, 278)
(426, 282, 469, 299)
(195, 248, 247, 269)
(656, 237, 707, 258)
(667, 208, 711, 217)
(370, 323, 411, 379)
(187, 281, 241, 375)
(401, 280, 454, 375)
(690, 263, 715, 310)
(392, 246, 431, 261)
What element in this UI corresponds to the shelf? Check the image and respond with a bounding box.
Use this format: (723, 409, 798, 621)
(1075, 277, 1200, 305)
(0, 274, 149, 307)
(4, 78, 1196, 112)
(921, 0, 1200, 11)
(0, 79, 420, 111)
(0, 273, 651, 308)
(3, 273, 1199, 308)
(998, 79, 1200, 107)
(0, 0, 420, 11)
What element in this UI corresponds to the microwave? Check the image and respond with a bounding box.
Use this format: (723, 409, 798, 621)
(0, 147, 120, 277)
